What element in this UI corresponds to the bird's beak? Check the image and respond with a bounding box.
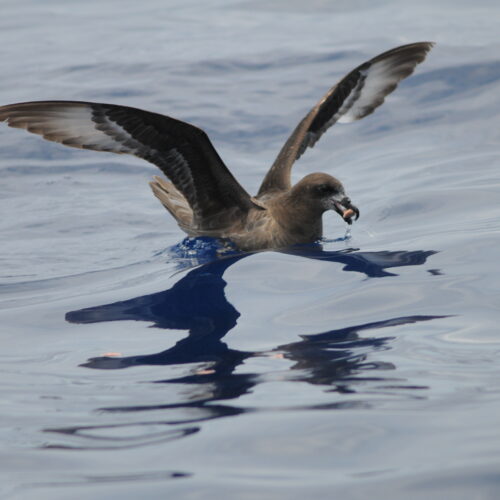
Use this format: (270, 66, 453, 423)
(331, 196, 360, 225)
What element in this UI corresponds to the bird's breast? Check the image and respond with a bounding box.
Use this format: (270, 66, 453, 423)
(228, 206, 323, 251)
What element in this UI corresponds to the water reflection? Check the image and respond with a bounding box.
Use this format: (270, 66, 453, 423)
(66, 247, 444, 412)
(43, 421, 199, 450)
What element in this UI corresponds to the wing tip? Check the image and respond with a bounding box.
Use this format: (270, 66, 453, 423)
(370, 41, 435, 67)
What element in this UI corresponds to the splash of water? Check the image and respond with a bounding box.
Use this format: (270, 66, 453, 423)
(167, 237, 240, 270)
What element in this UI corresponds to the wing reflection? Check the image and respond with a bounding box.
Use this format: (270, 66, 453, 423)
(66, 247, 445, 414)
(285, 246, 436, 277)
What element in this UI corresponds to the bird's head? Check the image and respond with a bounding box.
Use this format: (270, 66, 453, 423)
(292, 173, 360, 224)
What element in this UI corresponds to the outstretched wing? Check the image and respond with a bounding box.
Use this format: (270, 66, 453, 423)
(258, 42, 434, 196)
(0, 101, 255, 223)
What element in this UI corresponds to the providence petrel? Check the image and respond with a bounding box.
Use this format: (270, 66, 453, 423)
(0, 42, 433, 251)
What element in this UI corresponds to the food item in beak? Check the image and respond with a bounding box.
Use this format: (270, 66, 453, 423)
(342, 208, 356, 221)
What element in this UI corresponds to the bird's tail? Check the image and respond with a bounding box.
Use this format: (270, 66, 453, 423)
(149, 176, 194, 232)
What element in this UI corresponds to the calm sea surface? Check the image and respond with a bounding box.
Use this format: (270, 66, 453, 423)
(1, 1, 500, 498)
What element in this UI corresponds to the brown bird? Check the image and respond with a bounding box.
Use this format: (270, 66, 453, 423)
(0, 42, 433, 251)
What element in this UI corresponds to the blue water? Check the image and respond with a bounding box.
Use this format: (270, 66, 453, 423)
(2, 1, 500, 498)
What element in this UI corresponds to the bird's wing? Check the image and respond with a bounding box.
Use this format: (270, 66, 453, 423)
(0, 100, 255, 224)
(258, 42, 434, 196)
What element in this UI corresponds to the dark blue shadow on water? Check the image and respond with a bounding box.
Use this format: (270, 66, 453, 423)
(64, 244, 447, 416)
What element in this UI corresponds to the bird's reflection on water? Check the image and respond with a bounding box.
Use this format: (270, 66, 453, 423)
(65, 245, 444, 411)
(45, 244, 446, 449)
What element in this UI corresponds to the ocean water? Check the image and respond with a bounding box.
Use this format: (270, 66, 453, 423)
(1, 0, 500, 498)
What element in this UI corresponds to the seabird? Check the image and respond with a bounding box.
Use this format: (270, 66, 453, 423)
(0, 42, 433, 251)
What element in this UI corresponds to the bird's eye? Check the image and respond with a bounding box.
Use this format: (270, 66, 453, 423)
(314, 184, 334, 196)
